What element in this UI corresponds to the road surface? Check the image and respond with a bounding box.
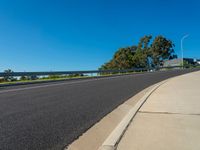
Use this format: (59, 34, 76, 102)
(0, 69, 198, 150)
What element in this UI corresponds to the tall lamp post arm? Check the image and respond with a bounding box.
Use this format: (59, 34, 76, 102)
(181, 34, 189, 69)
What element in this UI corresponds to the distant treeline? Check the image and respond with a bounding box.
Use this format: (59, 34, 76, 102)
(0, 69, 85, 83)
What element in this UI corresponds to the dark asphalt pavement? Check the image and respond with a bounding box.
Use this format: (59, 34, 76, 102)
(0, 69, 198, 150)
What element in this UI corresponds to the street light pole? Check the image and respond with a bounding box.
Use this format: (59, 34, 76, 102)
(181, 34, 189, 69)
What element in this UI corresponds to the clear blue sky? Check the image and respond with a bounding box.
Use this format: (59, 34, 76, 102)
(0, 0, 200, 71)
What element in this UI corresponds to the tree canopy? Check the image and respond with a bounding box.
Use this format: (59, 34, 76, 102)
(99, 35, 177, 70)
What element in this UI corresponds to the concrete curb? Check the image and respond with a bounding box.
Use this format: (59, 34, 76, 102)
(98, 80, 168, 150)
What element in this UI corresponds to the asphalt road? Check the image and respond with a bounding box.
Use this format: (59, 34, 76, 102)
(0, 69, 198, 150)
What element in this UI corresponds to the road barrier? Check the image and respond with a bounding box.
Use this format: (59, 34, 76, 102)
(0, 66, 186, 77)
(0, 66, 184, 77)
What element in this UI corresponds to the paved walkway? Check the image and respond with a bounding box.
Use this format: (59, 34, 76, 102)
(117, 71, 200, 150)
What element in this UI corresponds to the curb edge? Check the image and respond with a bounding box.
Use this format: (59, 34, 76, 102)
(98, 80, 168, 150)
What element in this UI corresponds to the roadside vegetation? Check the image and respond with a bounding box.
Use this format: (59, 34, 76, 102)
(99, 35, 177, 70)
(0, 70, 141, 85)
(0, 70, 87, 84)
(0, 35, 199, 85)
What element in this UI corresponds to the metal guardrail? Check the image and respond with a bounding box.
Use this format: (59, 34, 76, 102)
(0, 66, 183, 77)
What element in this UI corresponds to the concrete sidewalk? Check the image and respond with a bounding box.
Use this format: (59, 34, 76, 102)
(117, 71, 200, 150)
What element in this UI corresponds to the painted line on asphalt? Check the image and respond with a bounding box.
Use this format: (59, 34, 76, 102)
(0, 72, 154, 94)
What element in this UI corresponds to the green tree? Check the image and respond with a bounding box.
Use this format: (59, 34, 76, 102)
(20, 76, 28, 81)
(132, 35, 152, 68)
(99, 35, 177, 70)
(100, 46, 137, 70)
(4, 69, 14, 81)
(113, 47, 135, 69)
(150, 36, 176, 67)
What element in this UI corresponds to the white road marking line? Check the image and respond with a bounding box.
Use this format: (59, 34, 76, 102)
(0, 73, 149, 94)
